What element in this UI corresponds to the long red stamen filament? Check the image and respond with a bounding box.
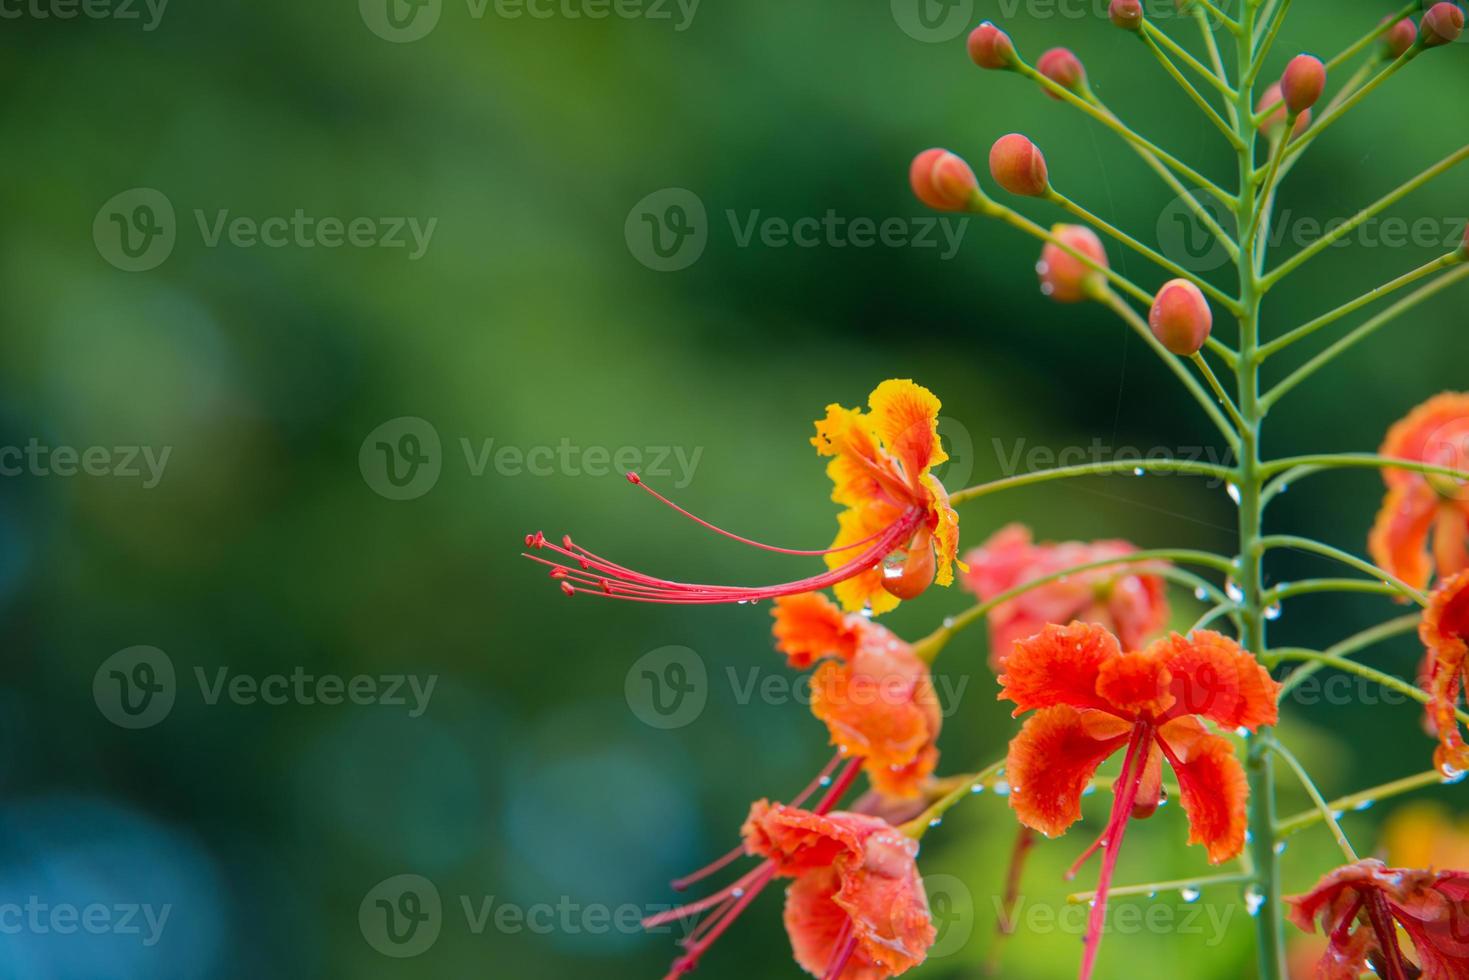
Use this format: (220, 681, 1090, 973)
(998, 826, 1036, 935)
(524, 508, 922, 604)
(823, 919, 858, 980)
(627, 473, 888, 556)
(1079, 724, 1153, 980)
(1363, 891, 1410, 980)
(670, 753, 845, 893)
(1067, 731, 1148, 881)
(662, 863, 779, 979)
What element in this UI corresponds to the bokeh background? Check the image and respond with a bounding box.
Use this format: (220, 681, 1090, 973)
(2, 0, 1467, 976)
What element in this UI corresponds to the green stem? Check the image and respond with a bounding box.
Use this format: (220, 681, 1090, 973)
(1275, 613, 1420, 697)
(1139, 32, 1242, 144)
(1269, 741, 1359, 862)
(1325, 2, 1418, 72)
(1262, 578, 1405, 604)
(1258, 251, 1466, 359)
(1255, 534, 1427, 605)
(1190, 352, 1247, 429)
(1262, 264, 1469, 408)
(1278, 50, 1416, 166)
(1048, 188, 1241, 312)
(1260, 452, 1469, 484)
(1193, 7, 1240, 127)
(1276, 769, 1454, 839)
(948, 458, 1236, 507)
(1068, 872, 1253, 905)
(1245, 0, 1292, 84)
(1272, 649, 1466, 726)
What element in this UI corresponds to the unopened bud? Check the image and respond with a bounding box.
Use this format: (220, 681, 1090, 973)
(1037, 47, 1087, 100)
(1149, 280, 1213, 356)
(1257, 83, 1310, 140)
(1383, 16, 1418, 58)
(989, 134, 1049, 198)
(1280, 55, 1326, 114)
(909, 148, 979, 212)
(1109, 0, 1143, 31)
(1421, 2, 1465, 46)
(968, 21, 1017, 69)
(1038, 225, 1108, 303)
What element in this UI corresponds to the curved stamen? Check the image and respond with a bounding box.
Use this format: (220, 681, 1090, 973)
(1079, 724, 1153, 980)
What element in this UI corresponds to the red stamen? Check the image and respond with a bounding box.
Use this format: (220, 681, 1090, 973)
(627, 472, 890, 556)
(1067, 728, 1148, 881)
(997, 826, 1036, 935)
(1079, 724, 1153, 980)
(1363, 890, 1411, 980)
(662, 863, 779, 979)
(823, 919, 858, 979)
(523, 477, 929, 604)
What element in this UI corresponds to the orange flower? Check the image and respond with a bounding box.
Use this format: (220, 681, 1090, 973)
(1419, 569, 1469, 777)
(773, 593, 943, 801)
(747, 803, 936, 980)
(1369, 393, 1469, 592)
(998, 621, 1280, 980)
(963, 523, 1170, 669)
(645, 770, 936, 980)
(1287, 859, 1469, 980)
(524, 380, 960, 615)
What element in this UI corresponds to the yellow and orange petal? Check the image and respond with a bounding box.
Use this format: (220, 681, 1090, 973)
(828, 505, 905, 616)
(1420, 570, 1469, 776)
(922, 474, 963, 589)
(1149, 630, 1280, 732)
(1370, 484, 1444, 593)
(997, 621, 1121, 717)
(1006, 705, 1131, 838)
(773, 593, 860, 668)
(1158, 717, 1249, 864)
(866, 380, 946, 494)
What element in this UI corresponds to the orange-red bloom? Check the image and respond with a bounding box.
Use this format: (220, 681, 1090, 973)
(998, 622, 1279, 980)
(1369, 393, 1469, 592)
(1287, 859, 1469, 980)
(525, 380, 961, 615)
(963, 523, 1170, 669)
(747, 803, 936, 979)
(1420, 569, 1469, 777)
(772, 593, 943, 800)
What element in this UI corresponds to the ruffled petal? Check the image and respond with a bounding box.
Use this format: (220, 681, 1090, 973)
(1434, 505, 1469, 583)
(921, 474, 962, 590)
(1149, 630, 1280, 731)
(867, 379, 946, 492)
(743, 802, 887, 876)
(1096, 650, 1175, 718)
(1380, 392, 1469, 492)
(1421, 570, 1469, 776)
(831, 829, 935, 977)
(1006, 705, 1130, 838)
(1370, 484, 1442, 592)
(997, 621, 1122, 716)
(772, 592, 861, 668)
(1157, 718, 1249, 864)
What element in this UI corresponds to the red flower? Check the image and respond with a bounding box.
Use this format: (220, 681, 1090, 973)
(524, 380, 961, 615)
(1287, 859, 1469, 980)
(646, 783, 936, 979)
(772, 593, 943, 800)
(1420, 569, 1469, 777)
(963, 524, 1170, 669)
(998, 621, 1280, 980)
(1369, 393, 1469, 592)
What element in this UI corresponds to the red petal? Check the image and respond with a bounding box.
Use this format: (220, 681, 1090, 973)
(1150, 630, 1280, 731)
(998, 621, 1121, 717)
(1005, 705, 1130, 838)
(1157, 719, 1249, 864)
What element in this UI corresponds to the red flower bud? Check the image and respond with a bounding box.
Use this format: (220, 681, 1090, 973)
(1383, 16, 1418, 58)
(1109, 0, 1143, 31)
(989, 134, 1049, 198)
(968, 21, 1017, 69)
(1257, 83, 1310, 140)
(1422, 2, 1465, 46)
(1036, 47, 1086, 100)
(909, 148, 979, 212)
(1280, 55, 1326, 114)
(1149, 280, 1213, 356)
(1038, 225, 1108, 303)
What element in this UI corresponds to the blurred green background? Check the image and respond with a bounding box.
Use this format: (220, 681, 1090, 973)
(2, 0, 1466, 976)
